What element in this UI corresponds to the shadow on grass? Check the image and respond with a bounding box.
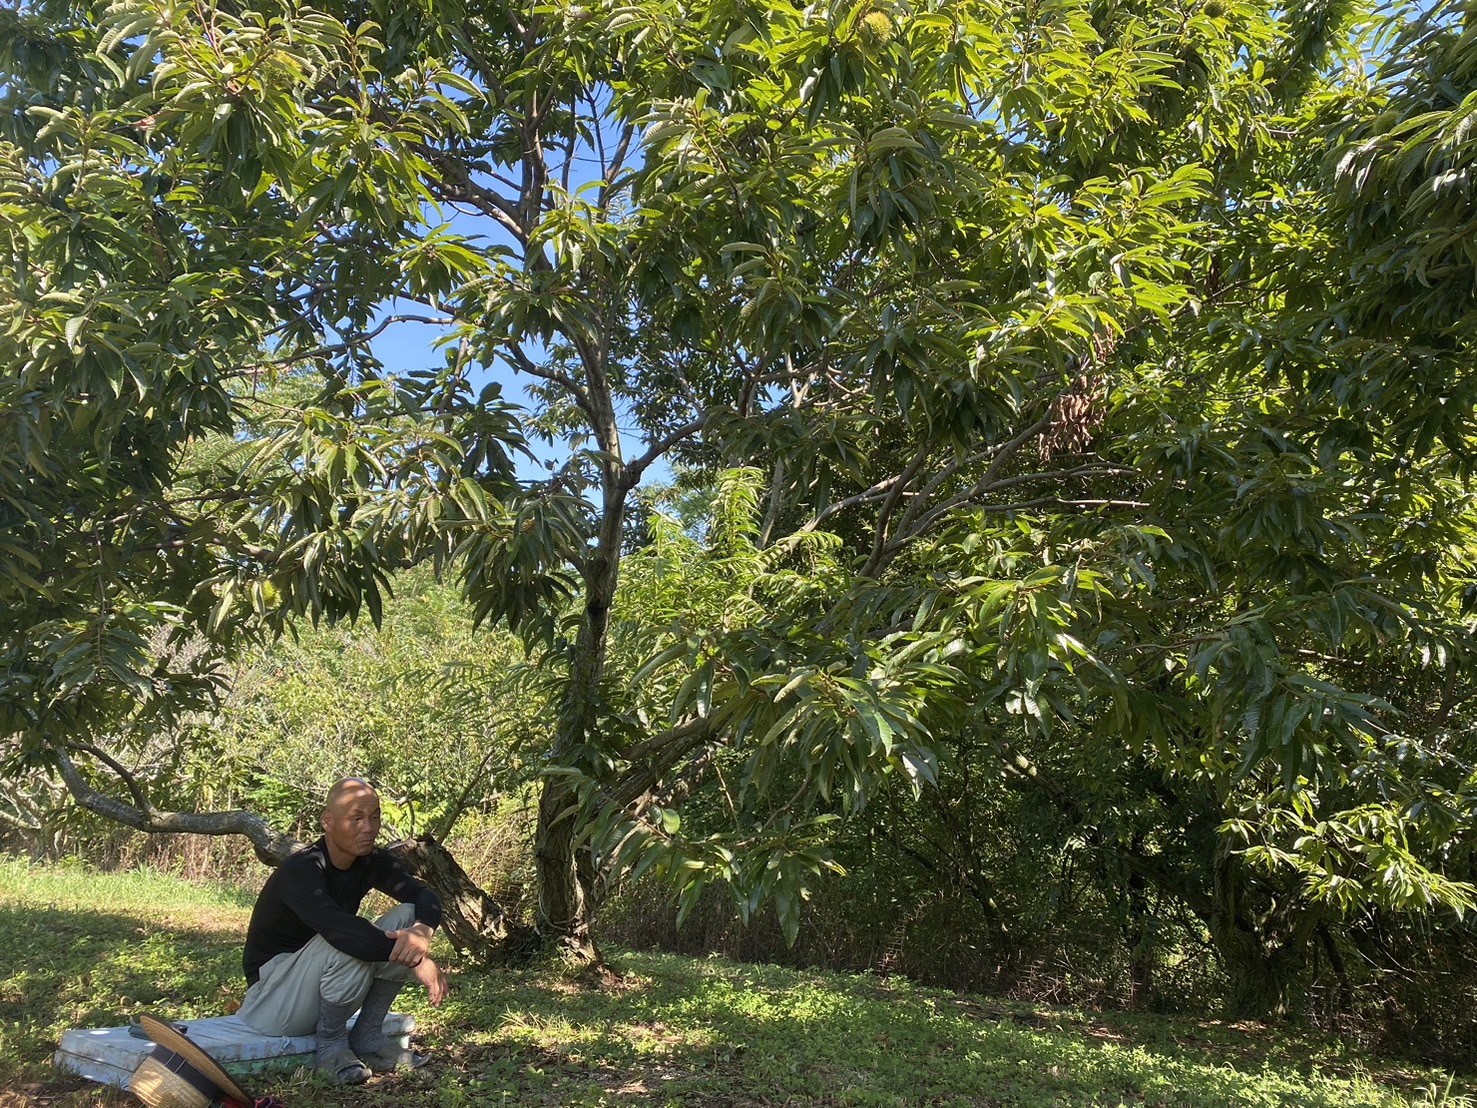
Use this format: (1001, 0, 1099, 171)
(332, 952, 1454, 1108)
(0, 903, 246, 1096)
(1, 916, 1458, 1108)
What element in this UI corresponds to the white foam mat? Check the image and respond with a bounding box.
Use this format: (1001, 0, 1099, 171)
(53, 1011, 415, 1087)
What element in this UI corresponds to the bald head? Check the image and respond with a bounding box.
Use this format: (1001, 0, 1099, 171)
(325, 777, 376, 813)
(321, 777, 381, 868)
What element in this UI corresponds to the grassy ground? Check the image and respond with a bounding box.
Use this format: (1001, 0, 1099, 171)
(0, 858, 1470, 1108)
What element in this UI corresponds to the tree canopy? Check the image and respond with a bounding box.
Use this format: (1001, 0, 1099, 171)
(5, 0, 1477, 1011)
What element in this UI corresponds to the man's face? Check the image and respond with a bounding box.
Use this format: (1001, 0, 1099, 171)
(322, 784, 382, 862)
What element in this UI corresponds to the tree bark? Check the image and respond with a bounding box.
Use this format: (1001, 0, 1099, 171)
(532, 485, 623, 962)
(533, 773, 602, 963)
(55, 749, 300, 865)
(1206, 837, 1317, 1018)
(388, 835, 540, 962)
(1211, 922, 1308, 1018)
(1317, 921, 1354, 1011)
(528, 334, 628, 961)
(1125, 862, 1154, 1010)
(534, 598, 608, 960)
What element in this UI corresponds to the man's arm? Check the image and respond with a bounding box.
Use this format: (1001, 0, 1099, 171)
(276, 855, 399, 963)
(369, 851, 444, 967)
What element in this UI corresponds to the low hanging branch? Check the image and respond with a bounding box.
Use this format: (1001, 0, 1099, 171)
(53, 749, 540, 962)
(54, 749, 301, 865)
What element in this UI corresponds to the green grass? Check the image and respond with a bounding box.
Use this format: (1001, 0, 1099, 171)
(0, 857, 1470, 1107)
(0, 856, 258, 911)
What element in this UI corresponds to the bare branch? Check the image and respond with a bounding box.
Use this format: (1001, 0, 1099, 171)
(758, 453, 787, 550)
(55, 749, 301, 866)
(508, 343, 596, 422)
(861, 445, 932, 577)
(1430, 649, 1464, 730)
(250, 314, 453, 371)
(74, 743, 152, 813)
(426, 170, 529, 245)
(603, 717, 716, 814)
(879, 462, 1138, 569)
(561, 94, 579, 196)
(894, 415, 1052, 538)
(977, 497, 1150, 512)
(520, 90, 549, 232)
(621, 416, 708, 490)
(737, 349, 774, 419)
(801, 472, 909, 533)
(598, 123, 637, 211)
(0, 805, 40, 832)
(981, 463, 1138, 495)
(455, 29, 508, 105)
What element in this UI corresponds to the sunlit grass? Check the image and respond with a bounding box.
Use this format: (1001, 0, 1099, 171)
(1, 859, 1470, 1107)
(0, 856, 257, 912)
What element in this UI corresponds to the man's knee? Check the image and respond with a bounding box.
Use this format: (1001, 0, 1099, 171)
(320, 905, 416, 1003)
(321, 951, 377, 1008)
(375, 903, 417, 932)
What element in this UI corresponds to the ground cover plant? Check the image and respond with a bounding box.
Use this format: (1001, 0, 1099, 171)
(1, 860, 1471, 1108)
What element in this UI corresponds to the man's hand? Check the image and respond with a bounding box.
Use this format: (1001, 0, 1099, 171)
(386, 921, 435, 967)
(412, 955, 449, 1006)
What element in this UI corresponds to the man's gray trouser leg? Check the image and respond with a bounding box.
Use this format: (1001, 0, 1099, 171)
(238, 904, 415, 1037)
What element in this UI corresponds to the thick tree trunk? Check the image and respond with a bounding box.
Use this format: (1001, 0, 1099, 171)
(531, 434, 625, 962)
(533, 775, 602, 963)
(388, 835, 540, 963)
(1318, 921, 1354, 1011)
(533, 590, 610, 962)
(1206, 839, 1316, 1018)
(1210, 922, 1314, 1018)
(1125, 865, 1154, 1010)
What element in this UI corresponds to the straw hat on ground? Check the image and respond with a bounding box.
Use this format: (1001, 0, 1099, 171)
(129, 1012, 254, 1108)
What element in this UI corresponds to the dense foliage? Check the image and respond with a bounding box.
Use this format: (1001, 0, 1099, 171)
(6, 0, 1477, 1031)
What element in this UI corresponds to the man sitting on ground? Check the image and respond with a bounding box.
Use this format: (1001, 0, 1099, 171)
(238, 777, 449, 1085)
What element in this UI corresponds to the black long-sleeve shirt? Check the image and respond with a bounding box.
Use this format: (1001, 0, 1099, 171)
(242, 837, 443, 985)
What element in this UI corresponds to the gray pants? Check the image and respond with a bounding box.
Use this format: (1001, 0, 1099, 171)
(237, 904, 414, 1036)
